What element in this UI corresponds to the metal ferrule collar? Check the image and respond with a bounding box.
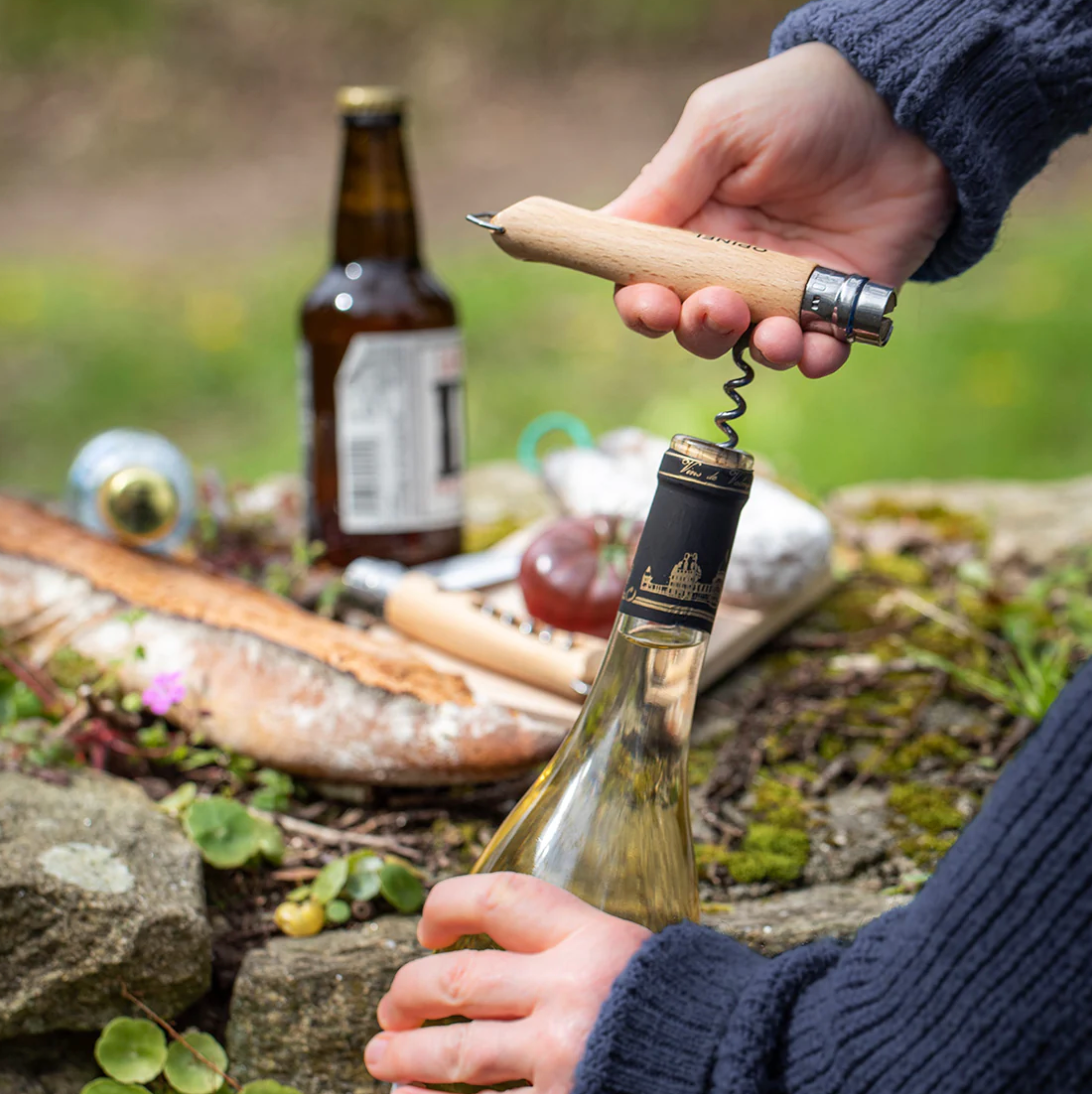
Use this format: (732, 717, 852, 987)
(801, 267, 897, 347)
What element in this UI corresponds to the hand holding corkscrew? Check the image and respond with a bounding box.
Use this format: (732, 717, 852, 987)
(604, 44, 955, 374)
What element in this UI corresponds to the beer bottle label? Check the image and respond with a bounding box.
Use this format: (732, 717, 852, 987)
(334, 327, 464, 534)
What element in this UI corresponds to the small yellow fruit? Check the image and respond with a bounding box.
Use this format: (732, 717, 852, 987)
(274, 898, 325, 937)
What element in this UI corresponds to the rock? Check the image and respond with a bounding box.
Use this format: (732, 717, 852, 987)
(830, 475, 1092, 564)
(227, 917, 424, 1094)
(804, 788, 892, 885)
(0, 1033, 100, 1094)
(0, 770, 211, 1039)
(703, 883, 910, 956)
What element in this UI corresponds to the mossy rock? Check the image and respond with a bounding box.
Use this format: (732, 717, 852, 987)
(726, 824, 810, 885)
(888, 782, 965, 834)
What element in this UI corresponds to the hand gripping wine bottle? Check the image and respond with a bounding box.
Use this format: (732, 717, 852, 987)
(300, 87, 465, 567)
(424, 434, 753, 1093)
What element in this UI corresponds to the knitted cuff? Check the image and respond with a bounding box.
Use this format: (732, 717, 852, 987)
(770, 0, 1052, 282)
(571, 921, 767, 1094)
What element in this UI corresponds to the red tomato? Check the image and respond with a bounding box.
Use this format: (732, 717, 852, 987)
(518, 516, 642, 638)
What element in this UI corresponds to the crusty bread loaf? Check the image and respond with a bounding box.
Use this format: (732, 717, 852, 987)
(0, 496, 567, 784)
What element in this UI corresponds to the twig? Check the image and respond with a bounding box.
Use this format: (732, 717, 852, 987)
(253, 808, 424, 861)
(120, 984, 241, 1091)
(0, 650, 66, 711)
(809, 754, 855, 797)
(45, 699, 90, 742)
(876, 589, 1007, 654)
(993, 715, 1036, 764)
(270, 866, 320, 882)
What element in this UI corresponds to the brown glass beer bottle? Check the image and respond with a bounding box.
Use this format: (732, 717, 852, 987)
(300, 86, 464, 567)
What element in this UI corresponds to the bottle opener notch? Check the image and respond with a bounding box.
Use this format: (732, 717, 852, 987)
(466, 212, 505, 234)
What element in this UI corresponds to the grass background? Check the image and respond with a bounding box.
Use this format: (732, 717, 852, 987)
(3, 207, 1091, 498)
(1, 0, 1090, 501)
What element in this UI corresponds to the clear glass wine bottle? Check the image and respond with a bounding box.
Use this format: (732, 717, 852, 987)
(424, 435, 753, 1092)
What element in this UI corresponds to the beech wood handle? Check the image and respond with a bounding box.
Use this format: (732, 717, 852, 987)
(489, 196, 818, 322)
(384, 573, 601, 699)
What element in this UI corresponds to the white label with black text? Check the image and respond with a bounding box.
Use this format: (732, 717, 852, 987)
(334, 328, 464, 534)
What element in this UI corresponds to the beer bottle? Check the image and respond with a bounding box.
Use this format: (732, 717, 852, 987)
(300, 87, 464, 567)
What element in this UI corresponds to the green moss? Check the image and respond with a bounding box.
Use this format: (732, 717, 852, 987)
(880, 732, 972, 775)
(899, 832, 959, 867)
(855, 500, 988, 544)
(772, 761, 819, 784)
(694, 842, 733, 872)
(863, 553, 932, 586)
(818, 734, 848, 761)
(726, 825, 810, 885)
(889, 782, 964, 833)
(752, 775, 809, 830)
(45, 647, 100, 691)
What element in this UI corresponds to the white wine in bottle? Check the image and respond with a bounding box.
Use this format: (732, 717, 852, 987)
(470, 433, 752, 922)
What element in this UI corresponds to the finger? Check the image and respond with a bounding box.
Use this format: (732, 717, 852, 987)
(378, 949, 539, 1029)
(675, 287, 749, 359)
(798, 332, 851, 378)
(603, 85, 738, 226)
(418, 873, 598, 953)
(750, 316, 804, 370)
(365, 1018, 536, 1086)
(613, 283, 680, 338)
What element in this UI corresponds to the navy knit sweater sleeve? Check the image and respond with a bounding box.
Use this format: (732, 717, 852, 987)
(573, 653, 1092, 1094)
(770, 0, 1092, 281)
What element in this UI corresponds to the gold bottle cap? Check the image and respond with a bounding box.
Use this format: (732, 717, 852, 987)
(336, 86, 406, 115)
(98, 467, 181, 545)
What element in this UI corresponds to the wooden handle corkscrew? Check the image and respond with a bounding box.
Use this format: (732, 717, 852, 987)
(469, 196, 897, 346)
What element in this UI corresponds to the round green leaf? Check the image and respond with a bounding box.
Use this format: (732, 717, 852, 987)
(183, 798, 263, 869)
(344, 853, 382, 901)
(379, 862, 425, 913)
(94, 1017, 167, 1084)
(254, 818, 285, 865)
(81, 1080, 150, 1094)
(312, 857, 349, 904)
(239, 1083, 304, 1094)
(324, 898, 351, 925)
(163, 1030, 228, 1094)
(156, 781, 198, 818)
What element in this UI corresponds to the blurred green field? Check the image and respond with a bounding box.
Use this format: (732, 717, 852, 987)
(2, 208, 1091, 500)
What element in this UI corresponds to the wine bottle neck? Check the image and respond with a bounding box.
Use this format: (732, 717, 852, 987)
(572, 610, 709, 757)
(333, 114, 420, 265)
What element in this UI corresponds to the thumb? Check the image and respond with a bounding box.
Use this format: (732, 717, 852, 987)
(602, 93, 738, 226)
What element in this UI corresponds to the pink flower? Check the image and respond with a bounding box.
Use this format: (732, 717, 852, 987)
(142, 671, 186, 716)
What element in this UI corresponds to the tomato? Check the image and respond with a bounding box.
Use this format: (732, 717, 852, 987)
(518, 516, 642, 638)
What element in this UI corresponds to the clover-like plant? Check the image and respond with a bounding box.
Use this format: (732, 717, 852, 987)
(94, 1017, 167, 1085)
(182, 797, 283, 869)
(163, 1031, 229, 1094)
(85, 1009, 303, 1094)
(272, 849, 424, 935)
(82, 1081, 150, 1094)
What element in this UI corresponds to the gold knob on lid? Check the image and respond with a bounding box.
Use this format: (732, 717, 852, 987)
(98, 467, 181, 545)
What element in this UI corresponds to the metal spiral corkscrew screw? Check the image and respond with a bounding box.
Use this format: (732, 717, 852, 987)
(714, 338, 755, 450)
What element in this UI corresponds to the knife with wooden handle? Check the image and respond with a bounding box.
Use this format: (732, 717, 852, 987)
(343, 558, 603, 699)
(468, 196, 897, 346)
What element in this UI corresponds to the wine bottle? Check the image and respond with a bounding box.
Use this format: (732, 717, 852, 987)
(423, 434, 753, 1093)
